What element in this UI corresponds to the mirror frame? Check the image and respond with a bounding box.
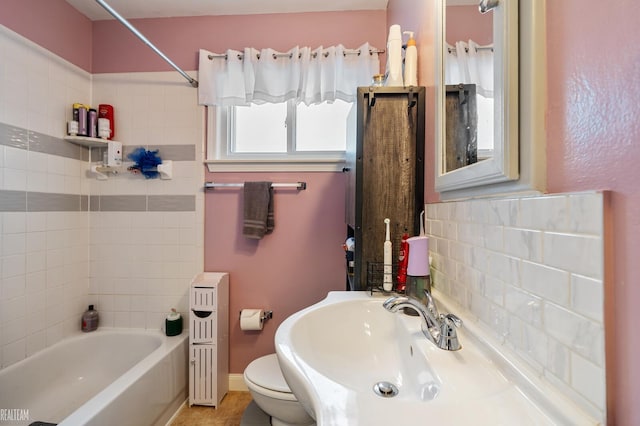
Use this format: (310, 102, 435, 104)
(435, 0, 519, 192)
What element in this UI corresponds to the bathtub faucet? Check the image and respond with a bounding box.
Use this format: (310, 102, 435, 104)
(382, 290, 462, 351)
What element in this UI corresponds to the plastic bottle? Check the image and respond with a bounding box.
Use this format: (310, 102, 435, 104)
(396, 232, 410, 292)
(385, 25, 404, 86)
(88, 108, 98, 138)
(98, 104, 115, 140)
(81, 305, 99, 332)
(77, 105, 88, 136)
(403, 31, 418, 87)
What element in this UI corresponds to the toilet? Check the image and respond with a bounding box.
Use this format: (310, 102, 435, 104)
(243, 354, 315, 426)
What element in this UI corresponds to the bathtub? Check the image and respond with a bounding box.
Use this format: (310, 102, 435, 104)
(0, 329, 188, 426)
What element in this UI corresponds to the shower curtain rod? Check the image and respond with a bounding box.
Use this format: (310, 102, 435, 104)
(94, 0, 199, 88)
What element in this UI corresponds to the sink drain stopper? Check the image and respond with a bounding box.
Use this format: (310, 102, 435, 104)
(373, 381, 399, 397)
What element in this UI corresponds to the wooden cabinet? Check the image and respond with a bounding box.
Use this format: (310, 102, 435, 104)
(346, 87, 425, 291)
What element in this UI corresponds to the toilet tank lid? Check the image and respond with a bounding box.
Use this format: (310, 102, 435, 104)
(245, 354, 292, 393)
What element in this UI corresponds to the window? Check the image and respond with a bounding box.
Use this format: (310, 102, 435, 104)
(206, 99, 353, 172)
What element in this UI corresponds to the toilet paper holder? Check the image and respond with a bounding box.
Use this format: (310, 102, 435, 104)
(239, 310, 273, 322)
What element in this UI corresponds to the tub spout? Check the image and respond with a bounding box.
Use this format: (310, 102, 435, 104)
(383, 290, 462, 351)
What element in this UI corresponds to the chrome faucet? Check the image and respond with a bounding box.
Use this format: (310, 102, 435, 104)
(383, 290, 462, 351)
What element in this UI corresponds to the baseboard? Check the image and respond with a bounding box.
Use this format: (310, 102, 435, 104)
(229, 373, 248, 391)
(163, 398, 187, 426)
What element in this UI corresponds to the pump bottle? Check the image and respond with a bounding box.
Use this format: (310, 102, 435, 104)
(403, 31, 418, 87)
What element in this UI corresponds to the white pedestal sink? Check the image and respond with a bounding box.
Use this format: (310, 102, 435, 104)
(275, 291, 598, 426)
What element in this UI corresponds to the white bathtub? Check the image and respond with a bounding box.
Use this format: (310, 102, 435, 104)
(0, 329, 188, 426)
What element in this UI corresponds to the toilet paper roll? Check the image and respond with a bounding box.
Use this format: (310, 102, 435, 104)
(407, 236, 430, 276)
(240, 309, 264, 331)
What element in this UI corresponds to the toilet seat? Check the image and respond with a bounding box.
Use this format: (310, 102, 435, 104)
(245, 354, 291, 393)
(244, 354, 315, 426)
(244, 354, 295, 399)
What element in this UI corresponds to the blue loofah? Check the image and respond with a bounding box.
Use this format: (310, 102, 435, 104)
(127, 147, 162, 179)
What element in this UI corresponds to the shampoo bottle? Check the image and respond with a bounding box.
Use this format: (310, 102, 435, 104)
(81, 305, 99, 332)
(403, 31, 418, 87)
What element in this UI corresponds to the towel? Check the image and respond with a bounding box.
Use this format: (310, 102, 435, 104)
(243, 181, 274, 239)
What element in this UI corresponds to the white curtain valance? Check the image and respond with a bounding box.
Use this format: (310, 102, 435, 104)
(445, 40, 494, 98)
(198, 43, 380, 106)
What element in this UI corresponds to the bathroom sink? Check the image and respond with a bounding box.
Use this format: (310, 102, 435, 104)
(283, 293, 441, 401)
(275, 291, 597, 426)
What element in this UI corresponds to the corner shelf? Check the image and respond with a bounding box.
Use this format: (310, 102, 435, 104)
(64, 135, 113, 148)
(65, 136, 172, 180)
(90, 160, 173, 180)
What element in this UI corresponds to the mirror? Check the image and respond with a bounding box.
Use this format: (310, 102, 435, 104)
(435, 0, 519, 192)
(444, 1, 493, 172)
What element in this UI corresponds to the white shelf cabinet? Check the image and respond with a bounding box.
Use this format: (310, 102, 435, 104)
(189, 272, 229, 407)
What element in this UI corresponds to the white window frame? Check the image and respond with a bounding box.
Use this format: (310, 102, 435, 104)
(205, 101, 351, 172)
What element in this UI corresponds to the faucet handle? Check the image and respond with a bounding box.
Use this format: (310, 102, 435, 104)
(437, 313, 462, 351)
(441, 313, 462, 328)
(422, 289, 440, 320)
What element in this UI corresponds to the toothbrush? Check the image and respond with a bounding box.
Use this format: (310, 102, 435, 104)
(383, 218, 393, 291)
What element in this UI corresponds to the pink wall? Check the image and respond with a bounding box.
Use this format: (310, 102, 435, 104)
(546, 1, 640, 423)
(189, 12, 385, 374)
(446, 5, 493, 45)
(92, 11, 387, 72)
(0, 0, 92, 71)
(204, 172, 348, 372)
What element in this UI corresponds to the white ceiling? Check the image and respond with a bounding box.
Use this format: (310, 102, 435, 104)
(65, 0, 389, 21)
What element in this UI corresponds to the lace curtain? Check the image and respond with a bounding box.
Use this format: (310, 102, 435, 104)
(445, 40, 494, 98)
(198, 43, 380, 107)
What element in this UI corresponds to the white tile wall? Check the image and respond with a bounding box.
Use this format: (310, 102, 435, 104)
(427, 191, 606, 422)
(89, 73, 204, 330)
(0, 26, 91, 369)
(88, 210, 204, 329)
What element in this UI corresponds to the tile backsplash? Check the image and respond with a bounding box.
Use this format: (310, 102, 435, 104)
(427, 191, 606, 422)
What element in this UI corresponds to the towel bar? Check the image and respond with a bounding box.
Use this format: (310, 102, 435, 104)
(204, 182, 306, 190)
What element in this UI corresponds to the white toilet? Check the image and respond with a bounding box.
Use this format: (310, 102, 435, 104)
(243, 354, 315, 426)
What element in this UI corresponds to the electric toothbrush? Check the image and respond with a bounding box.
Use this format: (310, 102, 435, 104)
(383, 218, 393, 291)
